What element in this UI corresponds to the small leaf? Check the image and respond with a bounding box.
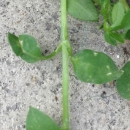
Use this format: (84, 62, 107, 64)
(125, 29, 130, 40)
(100, 0, 111, 18)
(67, 0, 98, 21)
(8, 33, 23, 56)
(18, 34, 43, 63)
(100, 0, 112, 24)
(71, 49, 123, 84)
(8, 33, 43, 63)
(119, 9, 130, 30)
(8, 33, 62, 63)
(26, 107, 61, 130)
(109, 32, 124, 43)
(116, 62, 130, 99)
(112, 10, 130, 31)
(111, 2, 125, 28)
(104, 31, 117, 45)
(104, 28, 124, 44)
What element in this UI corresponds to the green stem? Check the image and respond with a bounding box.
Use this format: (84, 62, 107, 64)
(61, 0, 68, 41)
(41, 44, 62, 60)
(61, 0, 70, 130)
(62, 42, 69, 130)
(119, 0, 129, 12)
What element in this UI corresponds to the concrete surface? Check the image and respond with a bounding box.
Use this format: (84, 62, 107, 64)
(0, 0, 130, 130)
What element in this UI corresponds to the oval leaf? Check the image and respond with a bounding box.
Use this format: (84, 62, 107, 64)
(67, 0, 98, 21)
(8, 33, 43, 63)
(26, 107, 61, 130)
(109, 32, 124, 43)
(18, 34, 43, 63)
(112, 10, 130, 31)
(119, 9, 130, 30)
(116, 62, 130, 99)
(104, 31, 117, 46)
(111, 2, 125, 28)
(71, 49, 123, 84)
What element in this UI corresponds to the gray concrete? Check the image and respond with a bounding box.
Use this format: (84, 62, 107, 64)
(0, 0, 130, 130)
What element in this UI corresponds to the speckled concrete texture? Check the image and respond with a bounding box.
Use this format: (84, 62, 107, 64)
(0, 0, 130, 130)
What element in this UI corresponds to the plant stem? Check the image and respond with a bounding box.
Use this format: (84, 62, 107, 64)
(61, 0, 70, 130)
(119, 0, 129, 12)
(62, 42, 70, 130)
(41, 44, 62, 60)
(61, 0, 68, 41)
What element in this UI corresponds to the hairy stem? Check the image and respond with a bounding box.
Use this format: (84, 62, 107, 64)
(119, 0, 129, 12)
(61, 0, 70, 130)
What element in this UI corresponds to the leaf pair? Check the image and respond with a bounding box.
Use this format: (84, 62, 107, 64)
(8, 33, 43, 63)
(102, 1, 130, 45)
(110, 1, 130, 31)
(71, 50, 130, 99)
(72, 49, 130, 99)
(8, 33, 62, 63)
(105, 1, 125, 45)
(25, 61, 130, 129)
(67, 0, 130, 45)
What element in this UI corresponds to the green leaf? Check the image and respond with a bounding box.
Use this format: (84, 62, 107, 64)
(8, 33, 62, 63)
(18, 34, 43, 63)
(109, 32, 124, 43)
(67, 0, 98, 21)
(100, 0, 112, 24)
(104, 29, 124, 45)
(112, 10, 130, 31)
(26, 107, 61, 130)
(116, 62, 130, 99)
(8, 33, 43, 63)
(8, 33, 23, 56)
(104, 31, 117, 45)
(111, 2, 125, 28)
(125, 29, 130, 40)
(120, 9, 130, 30)
(71, 49, 123, 84)
(100, 0, 111, 18)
